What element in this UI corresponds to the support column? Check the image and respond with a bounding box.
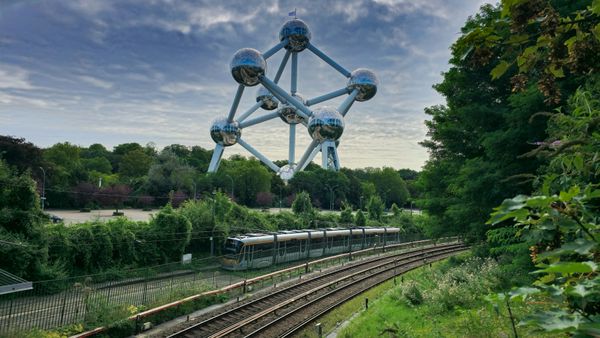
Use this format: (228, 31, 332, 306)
(289, 123, 296, 165)
(207, 144, 224, 172)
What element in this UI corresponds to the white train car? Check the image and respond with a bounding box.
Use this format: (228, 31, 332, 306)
(221, 227, 401, 270)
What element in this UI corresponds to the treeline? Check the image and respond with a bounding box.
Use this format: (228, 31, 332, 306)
(0, 158, 424, 281)
(0, 136, 416, 211)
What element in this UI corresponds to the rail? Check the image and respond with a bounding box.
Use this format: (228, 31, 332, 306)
(71, 236, 459, 338)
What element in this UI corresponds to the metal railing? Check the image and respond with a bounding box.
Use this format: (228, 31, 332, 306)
(0, 236, 459, 336)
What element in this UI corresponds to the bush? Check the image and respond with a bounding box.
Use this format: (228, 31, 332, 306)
(402, 281, 423, 306)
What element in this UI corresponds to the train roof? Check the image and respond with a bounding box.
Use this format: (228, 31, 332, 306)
(228, 227, 399, 244)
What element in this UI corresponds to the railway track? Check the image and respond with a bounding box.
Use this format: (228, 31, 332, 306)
(165, 242, 467, 338)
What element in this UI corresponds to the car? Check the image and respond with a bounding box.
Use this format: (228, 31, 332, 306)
(47, 214, 63, 223)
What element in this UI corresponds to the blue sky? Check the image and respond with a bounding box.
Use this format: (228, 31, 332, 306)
(0, 0, 490, 170)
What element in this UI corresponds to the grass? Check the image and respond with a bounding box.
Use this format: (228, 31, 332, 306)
(296, 253, 562, 338)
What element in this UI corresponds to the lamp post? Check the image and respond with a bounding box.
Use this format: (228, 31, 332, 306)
(224, 174, 234, 200)
(279, 185, 283, 211)
(359, 195, 364, 211)
(325, 185, 337, 211)
(39, 167, 46, 211)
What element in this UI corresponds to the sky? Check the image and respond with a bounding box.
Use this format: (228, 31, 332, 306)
(0, 0, 491, 170)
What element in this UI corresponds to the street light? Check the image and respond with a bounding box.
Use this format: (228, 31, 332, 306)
(224, 174, 234, 200)
(359, 195, 364, 211)
(325, 185, 337, 211)
(39, 167, 46, 211)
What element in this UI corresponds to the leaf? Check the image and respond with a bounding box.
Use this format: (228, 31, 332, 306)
(538, 238, 597, 258)
(548, 64, 565, 78)
(509, 287, 540, 301)
(559, 186, 581, 202)
(491, 60, 512, 80)
(523, 310, 584, 332)
(573, 155, 583, 171)
(537, 261, 597, 274)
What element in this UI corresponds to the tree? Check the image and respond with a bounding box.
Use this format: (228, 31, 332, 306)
(256, 191, 273, 207)
(119, 148, 152, 179)
(292, 191, 313, 215)
(355, 210, 366, 227)
(0, 135, 44, 175)
(97, 184, 131, 213)
(367, 195, 384, 221)
(220, 158, 271, 206)
(145, 150, 195, 199)
(151, 204, 192, 262)
(340, 201, 353, 225)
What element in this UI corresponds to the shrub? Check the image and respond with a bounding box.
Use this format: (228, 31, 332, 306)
(402, 281, 423, 306)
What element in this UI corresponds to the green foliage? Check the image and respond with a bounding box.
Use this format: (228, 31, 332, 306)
(367, 195, 384, 221)
(401, 281, 423, 306)
(339, 201, 353, 225)
(220, 158, 271, 206)
(355, 210, 366, 227)
(151, 204, 192, 262)
(292, 191, 313, 215)
(487, 86, 600, 335)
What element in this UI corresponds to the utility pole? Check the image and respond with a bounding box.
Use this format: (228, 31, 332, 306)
(39, 167, 46, 211)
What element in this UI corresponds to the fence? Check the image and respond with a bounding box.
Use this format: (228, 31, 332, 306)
(0, 236, 458, 336)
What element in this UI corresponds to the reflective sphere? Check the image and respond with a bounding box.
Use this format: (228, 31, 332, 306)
(278, 93, 306, 124)
(279, 19, 311, 52)
(347, 68, 379, 101)
(230, 48, 266, 86)
(278, 164, 296, 181)
(210, 117, 241, 147)
(308, 107, 345, 142)
(256, 86, 279, 110)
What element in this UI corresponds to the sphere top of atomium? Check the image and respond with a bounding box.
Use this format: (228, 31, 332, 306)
(308, 106, 345, 142)
(256, 86, 279, 110)
(278, 93, 306, 124)
(279, 19, 311, 52)
(230, 48, 266, 87)
(347, 68, 379, 102)
(210, 117, 241, 147)
(278, 164, 296, 181)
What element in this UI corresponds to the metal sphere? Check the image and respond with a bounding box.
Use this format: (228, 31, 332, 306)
(308, 106, 345, 142)
(347, 68, 379, 101)
(230, 48, 266, 86)
(256, 86, 279, 110)
(278, 164, 296, 181)
(279, 19, 311, 52)
(278, 93, 306, 124)
(210, 117, 241, 147)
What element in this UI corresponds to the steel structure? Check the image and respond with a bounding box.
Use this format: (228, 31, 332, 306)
(207, 18, 379, 180)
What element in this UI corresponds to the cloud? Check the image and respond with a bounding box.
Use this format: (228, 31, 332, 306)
(159, 82, 206, 94)
(0, 64, 34, 90)
(77, 75, 113, 89)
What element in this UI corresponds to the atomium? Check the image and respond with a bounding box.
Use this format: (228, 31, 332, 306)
(279, 19, 311, 52)
(230, 48, 266, 86)
(347, 68, 379, 102)
(256, 86, 279, 110)
(278, 93, 306, 124)
(210, 118, 241, 146)
(308, 107, 344, 142)
(206, 15, 379, 180)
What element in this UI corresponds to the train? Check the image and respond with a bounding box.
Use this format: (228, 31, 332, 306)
(221, 227, 402, 270)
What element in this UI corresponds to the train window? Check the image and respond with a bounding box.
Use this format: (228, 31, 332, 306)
(254, 243, 273, 258)
(278, 241, 285, 256)
(311, 237, 323, 250)
(224, 239, 242, 255)
(287, 240, 300, 253)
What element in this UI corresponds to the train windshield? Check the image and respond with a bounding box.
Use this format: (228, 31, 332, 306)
(223, 239, 243, 256)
